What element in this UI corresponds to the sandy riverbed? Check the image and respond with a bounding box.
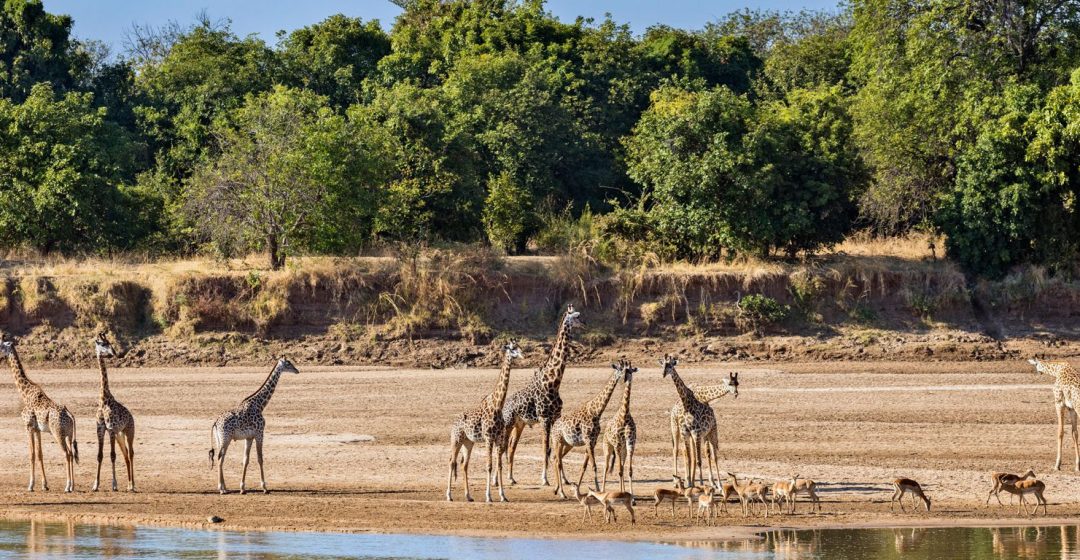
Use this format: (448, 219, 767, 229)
(0, 360, 1075, 540)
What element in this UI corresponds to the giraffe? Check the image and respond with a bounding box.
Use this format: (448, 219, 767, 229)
(1029, 358, 1080, 471)
(208, 357, 299, 494)
(91, 332, 136, 492)
(501, 304, 583, 486)
(669, 373, 739, 485)
(0, 333, 78, 492)
(551, 359, 633, 499)
(601, 361, 635, 493)
(447, 338, 523, 503)
(659, 354, 718, 488)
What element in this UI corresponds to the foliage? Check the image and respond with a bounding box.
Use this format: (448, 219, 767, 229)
(0, 0, 88, 102)
(735, 294, 789, 333)
(182, 86, 379, 269)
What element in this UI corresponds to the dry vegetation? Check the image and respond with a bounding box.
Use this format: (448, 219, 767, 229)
(0, 234, 1077, 367)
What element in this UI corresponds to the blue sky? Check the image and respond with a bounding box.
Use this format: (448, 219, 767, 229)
(44, 0, 842, 51)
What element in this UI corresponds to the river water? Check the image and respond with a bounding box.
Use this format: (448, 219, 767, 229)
(3, 520, 1080, 559)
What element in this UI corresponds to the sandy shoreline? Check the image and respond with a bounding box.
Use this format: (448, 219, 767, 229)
(0, 361, 1077, 542)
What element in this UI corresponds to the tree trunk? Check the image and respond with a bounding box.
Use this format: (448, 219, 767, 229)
(268, 235, 284, 270)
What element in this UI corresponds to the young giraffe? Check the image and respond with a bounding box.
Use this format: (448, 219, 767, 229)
(551, 360, 633, 499)
(208, 357, 299, 494)
(91, 332, 136, 492)
(1029, 358, 1080, 471)
(502, 305, 582, 486)
(601, 362, 636, 493)
(669, 374, 739, 486)
(0, 333, 78, 492)
(660, 355, 718, 488)
(447, 339, 524, 503)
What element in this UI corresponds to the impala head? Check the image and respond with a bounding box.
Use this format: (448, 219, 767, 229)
(612, 358, 636, 382)
(503, 338, 524, 361)
(276, 356, 299, 374)
(726, 371, 740, 398)
(1022, 468, 1036, 478)
(562, 304, 583, 329)
(94, 332, 116, 358)
(659, 354, 678, 378)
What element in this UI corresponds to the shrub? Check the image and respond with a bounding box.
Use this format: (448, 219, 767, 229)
(735, 294, 789, 333)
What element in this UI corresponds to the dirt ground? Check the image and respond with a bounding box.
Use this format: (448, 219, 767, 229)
(0, 359, 1077, 541)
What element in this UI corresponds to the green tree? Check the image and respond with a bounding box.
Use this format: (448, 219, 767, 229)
(0, 0, 88, 102)
(482, 171, 533, 252)
(625, 84, 864, 258)
(184, 86, 379, 269)
(279, 14, 390, 109)
(0, 83, 143, 252)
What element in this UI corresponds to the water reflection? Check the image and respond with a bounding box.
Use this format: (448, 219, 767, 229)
(8, 520, 1080, 559)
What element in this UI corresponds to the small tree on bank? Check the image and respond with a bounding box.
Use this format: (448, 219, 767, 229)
(183, 86, 360, 270)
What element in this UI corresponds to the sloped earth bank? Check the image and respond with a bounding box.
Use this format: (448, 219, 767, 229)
(0, 360, 1077, 539)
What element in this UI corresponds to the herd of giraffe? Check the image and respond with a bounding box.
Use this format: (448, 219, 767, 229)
(0, 305, 1078, 524)
(0, 330, 296, 495)
(444, 305, 1080, 523)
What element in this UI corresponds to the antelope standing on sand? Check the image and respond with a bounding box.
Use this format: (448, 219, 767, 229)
(652, 477, 683, 518)
(502, 305, 582, 486)
(447, 339, 523, 502)
(792, 477, 822, 512)
(890, 478, 931, 512)
(577, 484, 635, 524)
(733, 478, 771, 518)
(0, 334, 78, 492)
(208, 357, 298, 494)
(986, 468, 1035, 506)
(997, 479, 1048, 516)
(770, 474, 800, 515)
(551, 360, 632, 499)
(91, 333, 136, 492)
(1028, 358, 1080, 471)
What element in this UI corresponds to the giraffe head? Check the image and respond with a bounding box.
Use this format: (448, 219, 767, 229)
(276, 356, 300, 374)
(95, 332, 116, 358)
(0, 334, 13, 358)
(1028, 357, 1054, 375)
(659, 354, 678, 378)
(562, 304, 583, 329)
(503, 338, 524, 361)
(612, 358, 636, 383)
(725, 371, 740, 399)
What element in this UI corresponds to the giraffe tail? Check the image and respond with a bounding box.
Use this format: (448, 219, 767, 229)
(208, 422, 218, 470)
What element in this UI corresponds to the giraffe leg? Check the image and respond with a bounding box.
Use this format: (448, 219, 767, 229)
(601, 443, 611, 492)
(217, 438, 231, 494)
(26, 429, 36, 492)
(506, 421, 524, 486)
(588, 442, 600, 492)
(555, 441, 572, 499)
(1056, 403, 1066, 470)
(124, 426, 136, 492)
(35, 431, 48, 492)
(447, 435, 462, 502)
(627, 441, 635, 495)
(484, 441, 494, 503)
(109, 431, 118, 491)
(115, 433, 132, 493)
(54, 431, 73, 493)
(1070, 409, 1080, 471)
(670, 422, 680, 481)
(540, 419, 554, 486)
(496, 438, 508, 502)
(240, 438, 253, 494)
(616, 445, 626, 492)
(461, 440, 475, 502)
(93, 419, 105, 492)
(255, 435, 267, 494)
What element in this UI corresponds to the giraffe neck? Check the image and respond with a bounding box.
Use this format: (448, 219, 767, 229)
(7, 349, 38, 402)
(541, 318, 572, 392)
(614, 376, 632, 421)
(691, 384, 731, 403)
(97, 354, 113, 403)
(585, 371, 622, 419)
(491, 355, 514, 412)
(243, 363, 284, 412)
(667, 368, 697, 410)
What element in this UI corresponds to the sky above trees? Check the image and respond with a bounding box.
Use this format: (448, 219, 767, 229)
(46, 0, 843, 46)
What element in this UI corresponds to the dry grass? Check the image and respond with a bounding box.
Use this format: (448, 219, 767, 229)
(832, 231, 942, 260)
